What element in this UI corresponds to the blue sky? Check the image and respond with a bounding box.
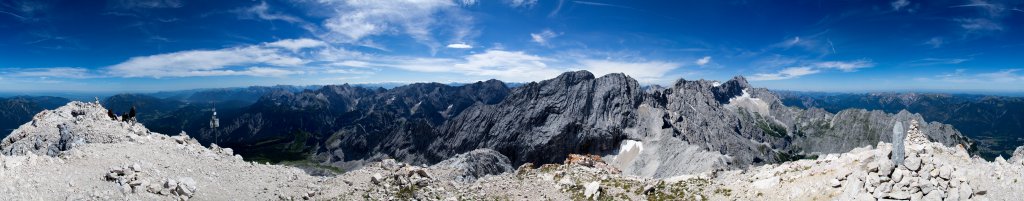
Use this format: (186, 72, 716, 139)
(1, 0, 1023, 93)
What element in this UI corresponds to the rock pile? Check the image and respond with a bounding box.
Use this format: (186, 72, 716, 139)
(905, 120, 930, 146)
(146, 178, 198, 200)
(364, 159, 444, 200)
(832, 121, 980, 200)
(833, 143, 979, 200)
(104, 163, 145, 193)
(564, 154, 620, 174)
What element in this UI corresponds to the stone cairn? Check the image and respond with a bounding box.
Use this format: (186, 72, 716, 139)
(831, 120, 978, 200)
(905, 120, 929, 145)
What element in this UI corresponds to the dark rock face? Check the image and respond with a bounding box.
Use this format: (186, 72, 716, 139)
(201, 80, 512, 166)
(195, 71, 972, 176)
(431, 71, 641, 166)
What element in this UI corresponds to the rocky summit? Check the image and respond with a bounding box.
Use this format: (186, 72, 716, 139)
(0, 100, 1021, 200)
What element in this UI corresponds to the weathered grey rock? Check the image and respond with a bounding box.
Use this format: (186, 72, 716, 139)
(830, 178, 842, 187)
(893, 121, 906, 165)
(938, 166, 952, 180)
(1009, 146, 1024, 164)
(583, 181, 600, 200)
(893, 168, 906, 184)
(958, 183, 972, 200)
(905, 157, 922, 172)
(887, 191, 912, 199)
(879, 159, 895, 176)
(432, 149, 513, 183)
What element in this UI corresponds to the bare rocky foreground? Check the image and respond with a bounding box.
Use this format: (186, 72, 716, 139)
(2, 101, 1023, 200)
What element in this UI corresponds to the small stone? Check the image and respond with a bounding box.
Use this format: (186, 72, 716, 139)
(830, 178, 842, 188)
(867, 161, 880, 172)
(959, 183, 973, 200)
(887, 191, 911, 199)
(371, 173, 384, 185)
(924, 189, 943, 200)
(947, 187, 960, 201)
(583, 181, 601, 200)
(939, 166, 952, 180)
(893, 169, 906, 184)
(878, 159, 895, 176)
(904, 157, 922, 172)
(130, 163, 142, 172)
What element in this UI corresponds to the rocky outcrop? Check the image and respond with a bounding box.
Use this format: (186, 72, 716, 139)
(1, 101, 153, 156)
(432, 149, 514, 183)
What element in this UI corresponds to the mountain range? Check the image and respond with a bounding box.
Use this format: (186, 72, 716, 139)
(0, 71, 996, 177)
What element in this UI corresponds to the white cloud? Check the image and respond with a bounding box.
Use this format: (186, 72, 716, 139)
(695, 56, 711, 66)
(748, 58, 873, 81)
(891, 0, 910, 11)
(266, 38, 327, 52)
(317, 0, 473, 51)
(579, 60, 680, 82)
(507, 0, 538, 8)
(372, 50, 561, 82)
(237, 1, 318, 33)
(749, 67, 820, 81)
(814, 60, 874, 72)
(530, 29, 560, 46)
(956, 18, 1003, 32)
(446, 43, 473, 49)
(920, 69, 1024, 84)
(5, 67, 95, 79)
(106, 40, 311, 78)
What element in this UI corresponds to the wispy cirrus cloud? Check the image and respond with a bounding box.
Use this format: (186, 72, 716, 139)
(104, 39, 326, 78)
(266, 38, 327, 52)
(235, 1, 318, 33)
(2, 67, 95, 79)
(816, 59, 873, 72)
(918, 69, 1024, 84)
(891, 0, 911, 11)
(530, 29, 560, 46)
(748, 59, 875, 81)
(749, 67, 820, 81)
(507, 0, 538, 8)
(695, 56, 712, 66)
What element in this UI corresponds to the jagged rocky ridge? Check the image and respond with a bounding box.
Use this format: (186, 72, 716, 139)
(0, 102, 1019, 200)
(201, 71, 971, 178)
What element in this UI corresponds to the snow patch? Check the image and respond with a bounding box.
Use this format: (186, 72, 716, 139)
(712, 81, 721, 87)
(725, 89, 771, 116)
(619, 139, 644, 154)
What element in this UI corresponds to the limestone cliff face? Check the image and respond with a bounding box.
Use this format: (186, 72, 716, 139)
(197, 71, 971, 177)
